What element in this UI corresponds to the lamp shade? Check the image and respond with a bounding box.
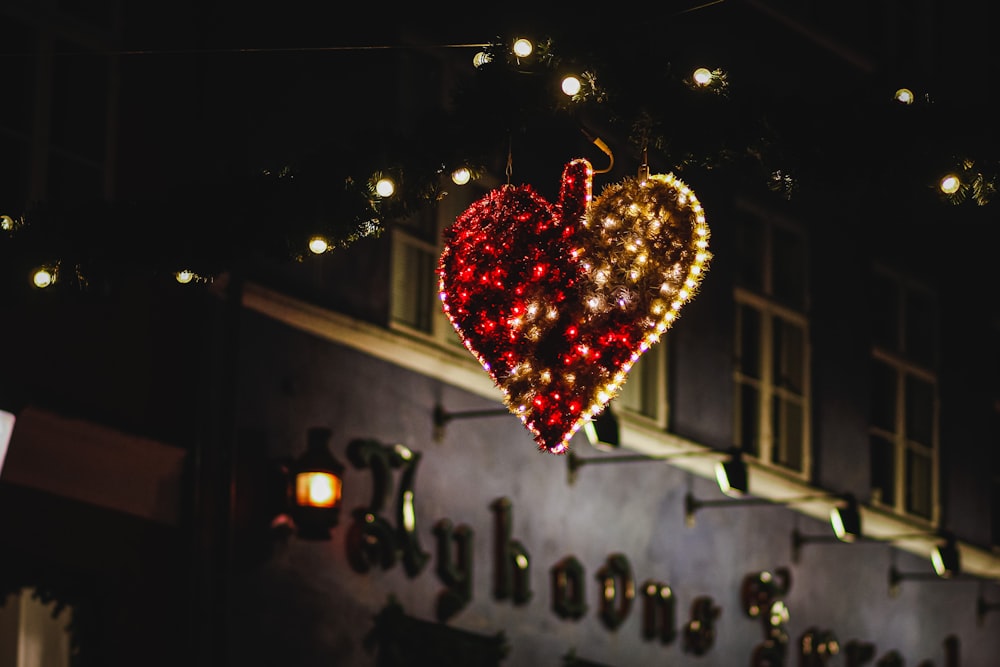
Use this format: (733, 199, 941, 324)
(715, 452, 748, 497)
(931, 534, 960, 578)
(584, 407, 620, 450)
(292, 427, 345, 540)
(830, 494, 862, 542)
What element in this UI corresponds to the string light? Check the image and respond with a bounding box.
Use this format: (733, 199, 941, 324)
(894, 88, 914, 104)
(375, 177, 395, 197)
(692, 67, 713, 86)
(1, 214, 14, 231)
(32, 266, 56, 288)
(561, 75, 582, 96)
(308, 236, 330, 254)
(175, 270, 195, 284)
(512, 38, 533, 59)
(451, 167, 472, 185)
(940, 174, 961, 194)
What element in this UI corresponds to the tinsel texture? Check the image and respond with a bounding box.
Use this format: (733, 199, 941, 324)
(438, 160, 710, 454)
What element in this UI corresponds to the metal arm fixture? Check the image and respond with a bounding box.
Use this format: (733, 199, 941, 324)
(977, 593, 1000, 626)
(566, 448, 726, 485)
(433, 403, 621, 449)
(684, 490, 848, 528)
(887, 533, 962, 596)
(433, 404, 511, 441)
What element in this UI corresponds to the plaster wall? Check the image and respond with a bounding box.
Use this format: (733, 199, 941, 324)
(226, 310, 1000, 666)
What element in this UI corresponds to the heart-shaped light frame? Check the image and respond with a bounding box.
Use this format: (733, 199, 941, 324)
(438, 160, 710, 454)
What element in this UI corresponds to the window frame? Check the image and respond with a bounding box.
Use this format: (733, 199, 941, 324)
(868, 263, 940, 524)
(733, 287, 812, 479)
(731, 201, 811, 480)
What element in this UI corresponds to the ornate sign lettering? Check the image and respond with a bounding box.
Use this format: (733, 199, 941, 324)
(490, 497, 532, 605)
(345, 439, 430, 577)
(433, 519, 474, 622)
(595, 553, 635, 631)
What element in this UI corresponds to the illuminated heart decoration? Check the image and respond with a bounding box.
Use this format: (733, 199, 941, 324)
(438, 160, 710, 454)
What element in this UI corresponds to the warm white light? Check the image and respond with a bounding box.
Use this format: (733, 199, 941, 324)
(451, 167, 471, 185)
(894, 88, 914, 104)
(308, 236, 329, 254)
(402, 490, 415, 531)
(512, 38, 533, 58)
(32, 267, 54, 288)
(0, 215, 13, 231)
(175, 270, 194, 284)
(829, 507, 854, 542)
(375, 177, 395, 197)
(561, 75, 581, 96)
(296, 471, 340, 508)
(692, 67, 713, 86)
(939, 174, 961, 194)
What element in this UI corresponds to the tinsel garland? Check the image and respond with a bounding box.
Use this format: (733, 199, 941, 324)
(439, 160, 710, 454)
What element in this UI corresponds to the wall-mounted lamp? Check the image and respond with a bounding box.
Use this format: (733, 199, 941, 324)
(582, 407, 619, 450)
(829, 494, 862, 541)
(887, 533, 962, 596)
(285, 427, 345, 540)
(790, 493, 865, 561)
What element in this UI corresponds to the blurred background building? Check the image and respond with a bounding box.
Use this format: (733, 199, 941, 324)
(1, 1, 998, 665)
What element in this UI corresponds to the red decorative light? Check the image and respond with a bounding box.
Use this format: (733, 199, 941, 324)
(439, 160, 711, 454)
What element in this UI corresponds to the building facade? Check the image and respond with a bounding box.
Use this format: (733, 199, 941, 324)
(1, 2, 999, 666)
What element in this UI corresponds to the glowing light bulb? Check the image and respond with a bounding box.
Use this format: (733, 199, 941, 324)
(939, 174, 961, 194)
(175, 270, 194, 284)
(512, 38, 533, 58)
(1, 214, 13, 231)
(375, 177, 395, 197)
(308, 236, 329, 254)
(693, 67, 713, 86)
(451, 167, 471, 185)
(894, 88, 914, 104)
(32, 267, 54, 288)
(561, 75, 581, 96)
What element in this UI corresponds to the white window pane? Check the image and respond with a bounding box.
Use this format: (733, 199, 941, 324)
(905, 448, 933, 519)
(737, 304, 762, 380)
(904, 374, 935, 445)
(617, 344, 661, 420)
(773, 396, 804, 472)
(391, 235, 436, 333)
(773, 317, 805, 395)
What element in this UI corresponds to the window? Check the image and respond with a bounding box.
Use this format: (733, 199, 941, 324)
(733, 204, 811, 477)
(868, 265, 939, 522)
(390, 182, 477, 349)
(616, 339, 667, 426)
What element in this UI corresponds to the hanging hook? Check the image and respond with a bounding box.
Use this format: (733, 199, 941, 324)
(637, 144, 649, 182)
(579, 127, 614, 174)
(506, 134, 513, 185)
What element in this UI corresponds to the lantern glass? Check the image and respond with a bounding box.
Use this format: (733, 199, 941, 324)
(296, 470, 341, 509)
